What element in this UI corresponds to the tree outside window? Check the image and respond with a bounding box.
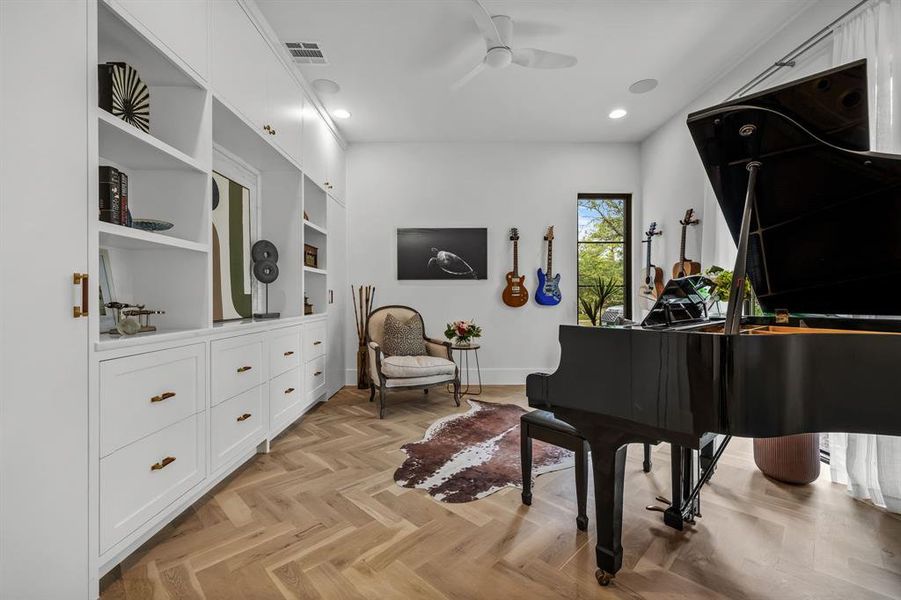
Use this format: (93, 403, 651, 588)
(578, 194, 631, 325)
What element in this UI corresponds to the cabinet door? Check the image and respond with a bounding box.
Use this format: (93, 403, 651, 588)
(325, 132, 346, 203)
(267, 60, 304, 166)
(326, 196, 347, 397)
(211, 0, 270, 132)
(302, 107, 329, 190)
(115, 0, 210, 80)
(1, 1, 89, 596)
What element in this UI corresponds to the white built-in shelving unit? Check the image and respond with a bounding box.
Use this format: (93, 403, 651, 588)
(94, 0, 339, 347)
(86, 0, 347, 590)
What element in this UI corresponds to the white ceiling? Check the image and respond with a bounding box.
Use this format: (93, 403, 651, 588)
(257, 0, 817, 143)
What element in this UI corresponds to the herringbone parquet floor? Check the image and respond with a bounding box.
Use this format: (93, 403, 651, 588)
(102, 386, 901, 599)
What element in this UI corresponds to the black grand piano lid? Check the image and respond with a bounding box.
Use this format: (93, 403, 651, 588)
(686, 59, 901, 317)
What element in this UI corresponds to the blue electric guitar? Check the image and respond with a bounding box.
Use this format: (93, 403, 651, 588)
(535, 226, 562, 306)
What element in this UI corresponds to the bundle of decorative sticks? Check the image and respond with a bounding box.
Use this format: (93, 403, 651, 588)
(352, 285, 375, 388)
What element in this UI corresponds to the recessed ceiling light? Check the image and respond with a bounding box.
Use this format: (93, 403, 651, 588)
(629, 78, 658, 94)
(608, 108, 628, 120)
(312, 78, 341, 94)
(332, 108, 351, 119)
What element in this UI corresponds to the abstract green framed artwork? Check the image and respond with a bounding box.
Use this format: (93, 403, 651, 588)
(212, 171, 252, 321)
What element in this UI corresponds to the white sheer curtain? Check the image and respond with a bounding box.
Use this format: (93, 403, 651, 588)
(829, 0, 901, 514)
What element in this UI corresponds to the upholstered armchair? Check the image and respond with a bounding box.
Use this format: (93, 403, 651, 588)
(367, 305, 461, 419)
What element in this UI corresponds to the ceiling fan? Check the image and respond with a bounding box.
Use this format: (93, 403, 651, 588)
(452, 0, 578, 90)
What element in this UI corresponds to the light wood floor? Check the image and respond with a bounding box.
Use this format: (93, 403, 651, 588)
(102, 386, 901, 599)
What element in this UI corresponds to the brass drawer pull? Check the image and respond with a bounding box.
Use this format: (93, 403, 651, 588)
(237, 365, 253, 373)
(73, 273, 89, 318)
(151, 456, 176, 471)
(313, 341, 322, 346)
(151, 392, 176, 403)
(236, 413, 252, 422)
(314, 371, 322, 377)
(283, 351, 295, 356)
(285, 387, 295, 394)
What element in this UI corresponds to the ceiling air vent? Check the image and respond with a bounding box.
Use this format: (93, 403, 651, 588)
(285, 42, 328, 65)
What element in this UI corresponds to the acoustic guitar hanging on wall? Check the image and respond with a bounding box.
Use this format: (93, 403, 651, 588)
(502, 228, 529, 307)
(672, 208, 701, 278)
(638, 221, 664, 300)
(535, 226, 562, 306)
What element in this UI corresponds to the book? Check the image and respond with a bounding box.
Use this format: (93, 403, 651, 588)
(118, 170, 129, 225)
(99, 166, 120, 224)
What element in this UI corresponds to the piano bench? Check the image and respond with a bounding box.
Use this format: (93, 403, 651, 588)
(520, 409, 589, 531)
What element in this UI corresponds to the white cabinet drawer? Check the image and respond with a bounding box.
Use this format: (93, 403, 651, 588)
(100, 413, 204, 553)
(303, 322, 326, 360)
(270, 367, 302, 428)
(269, 327, 301, 378)
(211, 335, 264, 406)
(306, 355, 326, 402)
(100, 344, 205, 457)
(211, 385, 264, 471)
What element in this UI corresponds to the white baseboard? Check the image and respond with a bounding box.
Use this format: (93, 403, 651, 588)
(344, 367, 553, 387)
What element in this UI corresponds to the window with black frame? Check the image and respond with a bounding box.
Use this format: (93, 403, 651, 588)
(577, 194, 632, 325)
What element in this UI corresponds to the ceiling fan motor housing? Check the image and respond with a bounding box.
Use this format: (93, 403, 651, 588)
(486, 45, 512, 68)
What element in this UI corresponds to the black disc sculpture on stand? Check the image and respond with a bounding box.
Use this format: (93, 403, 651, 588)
(252, 239, 280, 319)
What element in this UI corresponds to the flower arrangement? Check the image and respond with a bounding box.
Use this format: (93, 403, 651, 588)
(444, 319, 482, 346)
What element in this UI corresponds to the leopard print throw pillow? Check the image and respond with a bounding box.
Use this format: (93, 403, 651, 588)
(382, 313, 427, 356)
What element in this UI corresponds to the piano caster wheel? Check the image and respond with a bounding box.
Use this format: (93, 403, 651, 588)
(595, 570, 613, 586)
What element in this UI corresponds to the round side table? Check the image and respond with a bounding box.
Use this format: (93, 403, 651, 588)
(447, 342, 482, 396)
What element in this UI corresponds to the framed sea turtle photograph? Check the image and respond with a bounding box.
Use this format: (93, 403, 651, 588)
(397, 227, 487, 280)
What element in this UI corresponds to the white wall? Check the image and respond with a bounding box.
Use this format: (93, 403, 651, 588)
(345, 142, 641, 384)
(639, 0, 855, 291)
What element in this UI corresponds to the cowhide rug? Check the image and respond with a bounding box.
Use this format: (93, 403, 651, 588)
(393, 400, 573, 503)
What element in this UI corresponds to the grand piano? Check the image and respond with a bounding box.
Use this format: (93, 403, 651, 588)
(527, 59, 901, 586)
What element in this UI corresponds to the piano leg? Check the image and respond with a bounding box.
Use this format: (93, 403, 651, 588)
(664, 444, 688, 530)
(586, 439, 628, 585)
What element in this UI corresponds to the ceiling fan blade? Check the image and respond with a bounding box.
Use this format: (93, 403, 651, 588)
(451, 61, 486, 91)
(468, 0, 502, 47)
(512, 48, 577, 69)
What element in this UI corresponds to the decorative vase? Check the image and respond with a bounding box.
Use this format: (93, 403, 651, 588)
(356, 345, 369, 389)
(753, 433, 821, 484)
(455, 338, 471, 347)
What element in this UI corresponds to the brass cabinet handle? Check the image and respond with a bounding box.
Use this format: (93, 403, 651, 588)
(283, 351, 295, 356)
(73, 273, 88, 318)
(313, 341, 322, 346)
(151, 392, 176, 403)
(237, 365, 253, 373)
(285, 387, 295, 394)
(236, 413, 252, 422)
(314, 371, 322, 377)
(151, 456, 176, 471)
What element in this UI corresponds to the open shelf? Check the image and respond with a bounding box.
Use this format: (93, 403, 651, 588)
(95, 326, 207, 352)
(303, 266, 327, 276)
(99, 222, 208, 252)
(98, 110, 205, 172)
(98, 1, 210, 163)
(303, 220, 327, 236)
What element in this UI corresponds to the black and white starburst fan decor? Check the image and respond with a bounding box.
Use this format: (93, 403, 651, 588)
(98, 62, 150, 133)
